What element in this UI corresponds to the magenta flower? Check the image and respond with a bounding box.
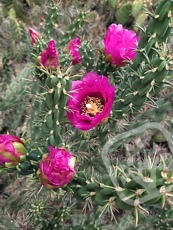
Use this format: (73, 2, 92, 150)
(0, 134, 26, 166)
(104, 24, 139, 66)
(39, 147, 76, 189)
(67, 72, 115, 131)
(67, 37, 82, 64)
(29, 28, 41, 45)
(40, 39, 59, 69)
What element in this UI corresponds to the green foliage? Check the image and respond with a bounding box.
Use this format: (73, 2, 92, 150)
(0, 64, 32, 111)
(1, 53, 12, 85)
(58, 12, 88, 46)
(9, 17, 21, 41)
(107, 0, 151, 28)
(0, 213, 20, 230)
(115, 206, 173, 229)
(0, 0, 33, 134)
(43, 0, 59, 38)
(29, 70, 73, 147)
(0, 65, 32, 133)
(72, 157, 173, 208)
(132, 1, 143, 18)
(108, 0, 118, 9)
(116, 3, 132, 25)
(112, 0, 173, 119)
(80, 41, 95, 71)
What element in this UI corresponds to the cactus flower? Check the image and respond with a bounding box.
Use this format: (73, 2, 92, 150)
(67, 72, 115, 131)
(104, 24, 139, 66)
(29, 28, 41, 45)
(39, 147, 76, 189)
(40, 39, 59, 69)
(67, 37, 82, 64)
(0, 134, 26, 166)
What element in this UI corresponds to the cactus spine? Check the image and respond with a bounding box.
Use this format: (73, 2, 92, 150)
(113, 0, 173, 119)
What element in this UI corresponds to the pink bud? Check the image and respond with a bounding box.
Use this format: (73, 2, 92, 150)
(0, 134, 26, 166)
(38, 147, 76, 189)
(67, 37, 82, 64)
(40, 39, 59, 69)
(29, 28, 41, 45)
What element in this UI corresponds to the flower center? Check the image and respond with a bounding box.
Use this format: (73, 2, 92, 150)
(81, 96, 104, 117)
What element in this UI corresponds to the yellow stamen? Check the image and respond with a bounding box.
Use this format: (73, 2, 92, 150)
(81, 96, 104, 117)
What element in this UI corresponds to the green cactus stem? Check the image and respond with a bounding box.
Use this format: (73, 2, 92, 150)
(71, 156, 173, 225)
(112, 0, 173, 119)
(80, 41, 95, 71)
(29, 68, 73, 148)
(43, 0, 59, 38)
(58, 12, 87, 47)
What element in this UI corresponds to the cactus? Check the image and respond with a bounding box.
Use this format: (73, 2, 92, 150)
(115, 206, 173, 229)
(71, 153, 173, 226)
(116, 3, 132, 25)
(58, 11, 87, 46)
(28, 8, 90, 147)
(108, 0, 154, 29)
(28, 69, 73, 148)
(25, 0, 173, 222)
(80, 41, 95, 71)
(43, 0, 59, 38)
(112, 0, 173, 119)
(1, 53, 12, 87)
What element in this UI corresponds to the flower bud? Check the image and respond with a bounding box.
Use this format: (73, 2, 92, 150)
(40, 39, 59, 69)
(29, 28, 41, 45)
(67, 37, 82, 64)
(0, 135, 26, 166)
(38, 147, 76, 189)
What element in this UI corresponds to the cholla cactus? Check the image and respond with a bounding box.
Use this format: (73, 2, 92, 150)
(0, 0, 173, 228)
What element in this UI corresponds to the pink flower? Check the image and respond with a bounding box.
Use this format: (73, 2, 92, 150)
(67, 72, 115, 131)
(29, 28, 41, 45)
(0, 134, 26, 166)
(67, 37, 82, 64)
(40, 39, 59, 69)
(39, 147, 76, 189)
(104, 24, 140, 66)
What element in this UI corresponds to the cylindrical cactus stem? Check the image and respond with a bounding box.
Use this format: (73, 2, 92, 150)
(14, 144, 43, 176)
(79, 41, 95, 71)
(71, 160, 173, 214)
(30, 71, 72, 148)
(58, 12, 87, 46)
(43, 0, 59, 38)
(112, 0, 173, 119)
(133, 0, 173, 68)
